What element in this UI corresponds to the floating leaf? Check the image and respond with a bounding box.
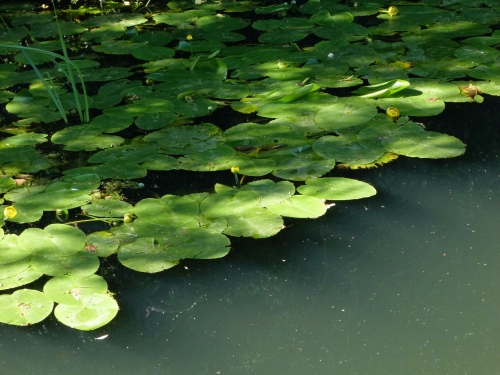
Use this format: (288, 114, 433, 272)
(201, 189, 261, 218)
(31, 250, 100, 277)
(54, 293, 119, 331)
(0, 289, 53, 326)
(267, 195, 326, 218)
(297, 177, 376, 200)
(43, 275, 108, 305)
(134, 195, 199, 226)
(224, 207, 283, 238)
(352, 79, 410, 98)
(382, 122, 466, 158)
(18, 224, 86, 257)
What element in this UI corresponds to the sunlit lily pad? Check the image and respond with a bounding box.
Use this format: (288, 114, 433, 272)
(85, 231, 120, 258)
(0, 255, 31, 279)
(297, 177, 376, 200)
(54, 293, 119, 331)
(118, 237, 180, 273)
(382, 122, 466, 158)
(314, 99, 378, 133)
(43, 275, 108, 306)
(267, 195, 326, 218)
(134, 195, 199, 226)
(0, 234, 32, 263)
(18, 224, 86, 257)
(224, 207, 283, 238)
(0, 289, 53, 326)
(201, 189, 261, 218)
(81, 199, 134, 218)
(240, 180, 295, 207)
(0, 266, 43, 291)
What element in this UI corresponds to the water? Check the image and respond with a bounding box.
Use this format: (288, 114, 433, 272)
(1, 104, 499, 374)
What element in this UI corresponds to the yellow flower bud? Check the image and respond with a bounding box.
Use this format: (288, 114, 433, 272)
(231, 166, 240, 174)
(186, 34, 193, 41)
(386, 107, 400, 121)
(388, 6, 398, 16)
(4, 206, 17, 220)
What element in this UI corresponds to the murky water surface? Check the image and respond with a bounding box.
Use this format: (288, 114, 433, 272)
(1, 104, 499, 375)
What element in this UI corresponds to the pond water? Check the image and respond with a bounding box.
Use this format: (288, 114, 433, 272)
(0, 102, 499, 374)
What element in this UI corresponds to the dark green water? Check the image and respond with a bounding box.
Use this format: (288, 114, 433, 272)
(0, 103, 498, 374)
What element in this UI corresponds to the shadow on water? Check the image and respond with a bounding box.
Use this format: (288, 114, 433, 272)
(1, 98, 500, 374)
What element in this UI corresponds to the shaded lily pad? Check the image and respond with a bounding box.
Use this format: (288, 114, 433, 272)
(31, 250, 100, 277)
(0, 289, 53, 326)
(240, 180, 295, 207)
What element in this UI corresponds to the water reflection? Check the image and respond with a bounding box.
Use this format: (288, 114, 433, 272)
(1, 116, 499, 374)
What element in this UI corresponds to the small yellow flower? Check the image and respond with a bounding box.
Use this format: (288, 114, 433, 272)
(388, 6, 398, 16)
(386, 107, 400, 121)
(186, 34, 193, 41)
(4, 206, 17, 220)
(231, 166, 240, 174)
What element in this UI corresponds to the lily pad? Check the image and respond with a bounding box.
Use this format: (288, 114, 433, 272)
(85, 231, 120, 258)
(43, 275, 108, 305)
(0, 266, 43, 291)
(200, 189, 261, 218)
(297, 177, 376, 200)
(267, 195, 327, 218)
(382, 122, 466, 158)
(54, 293, 119, 331)
(239, 180, 295, 207)
(18, 224, 86, 257)
(0, 289, 53, 326)
(224, 207, 283, 238)
(314, 99, 378, 133)
(134, 195, 199, 226)
(31, 250, 100, 277)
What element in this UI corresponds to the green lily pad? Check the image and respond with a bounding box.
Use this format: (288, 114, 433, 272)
(31, 250, 100, 277)
(377, 97, 445, 117)
(382, 122, 466, 158)
(54, 293, 119, 331)
(313, 134, 385, 165)
(240, 180, 295, 207)
(298, 177, 376, 200)
(85, 231, 120, 258)
(224, 207, 283, 238)
(271, 151, 337, 181)
(93, 161, 147, 180)
(18, 224, 86, 257)
(267, 195, 327, 218)
(0, 255, 31, 279)
(352, 79, 410, 98)
(0, 266, 43, 291)
(140, 154, 179, 171)
(314, 99, 378, 133)
(81, 199, 134, 218)
(310, 10, 354, 25)
(43, 275, 108, 306)
(201, 189, 261, 218)
(134, 195, 199, 226)
(0, 234, 32, 264)
(118, 237, 180, 273)
(0, 289, 53, 326)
